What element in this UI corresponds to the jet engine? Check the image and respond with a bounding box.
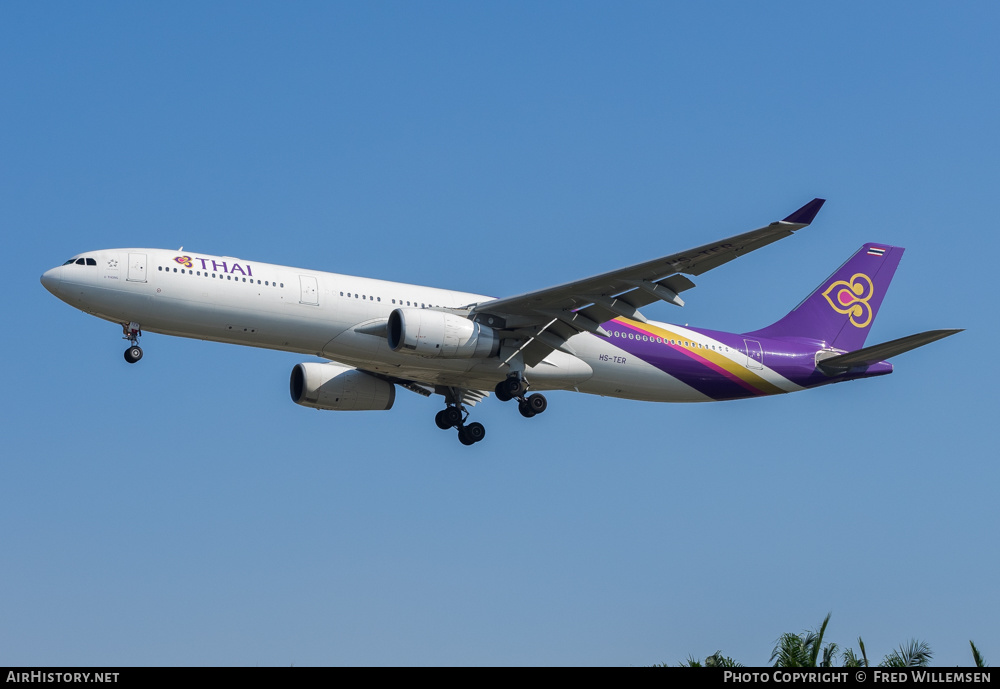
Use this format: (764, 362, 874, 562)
(387, 308, 499, 358)
(290, 362, 395, 411)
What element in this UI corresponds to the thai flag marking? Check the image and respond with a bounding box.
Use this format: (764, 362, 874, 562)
(867, 247, 886, 256)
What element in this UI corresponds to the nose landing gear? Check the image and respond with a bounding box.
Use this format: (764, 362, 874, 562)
(121, 322, 143, 364)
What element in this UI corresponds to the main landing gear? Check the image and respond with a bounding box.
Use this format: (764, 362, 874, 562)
(122, 322, 143, 364)
(432, 376, 546, 447)
(494, 374, 547, 419)
(435, 405, 486, 446)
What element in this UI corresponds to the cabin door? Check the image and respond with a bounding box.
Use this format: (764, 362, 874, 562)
(743, 339, 764, 370)
(299, 275, 319, 305)
(127, 253, 147, 282)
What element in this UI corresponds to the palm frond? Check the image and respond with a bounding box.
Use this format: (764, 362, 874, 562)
(705, 651, 743, 668)
(842, 648, 863, 667)
(970, 641, 987, 668)
(808, 614, 832, 667)
(880, 639, 932, 667)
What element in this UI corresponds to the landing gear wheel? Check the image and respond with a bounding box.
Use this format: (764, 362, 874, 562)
(495, 379, 513, 402)
(458, 422, 486, 445)
(526, 393, 547, 414)
(124, 346, 143, 364)
(503, 377, 525, 399)
(465, 422, 486, 443)
(443, 406, 463, 427)
(435, 407, 463, 430)
(518, 400, 536, 418)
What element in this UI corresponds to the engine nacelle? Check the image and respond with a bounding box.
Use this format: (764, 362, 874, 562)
(289, 362, 395, 411)
(387, 308, 499, 358)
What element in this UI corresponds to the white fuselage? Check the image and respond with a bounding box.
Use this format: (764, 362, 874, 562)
(42, 248, 782, 403)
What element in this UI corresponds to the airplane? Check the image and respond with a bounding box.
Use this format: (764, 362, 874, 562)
(40, 198, 959, 445)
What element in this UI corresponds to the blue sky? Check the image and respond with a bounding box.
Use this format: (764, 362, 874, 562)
(2, 2, 996, 666)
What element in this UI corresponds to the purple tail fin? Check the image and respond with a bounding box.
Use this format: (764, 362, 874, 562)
(746, 243, 904, 351)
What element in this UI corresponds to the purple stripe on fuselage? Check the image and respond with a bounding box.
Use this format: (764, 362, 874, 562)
(604, 320, 770, 401)
(601, 318, 891, 401)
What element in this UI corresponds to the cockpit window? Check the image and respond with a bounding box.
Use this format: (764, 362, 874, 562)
(75, 258, 86, 265)
(63, 259, 77, 265)
(86, 258, 97, 266)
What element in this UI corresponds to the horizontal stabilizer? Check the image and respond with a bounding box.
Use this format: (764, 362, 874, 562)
(817, 329, 962, 371)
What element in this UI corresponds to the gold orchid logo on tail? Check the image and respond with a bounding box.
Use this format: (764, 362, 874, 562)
(822, 273, 874, 328)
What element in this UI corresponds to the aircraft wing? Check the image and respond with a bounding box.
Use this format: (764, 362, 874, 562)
(471, 198, 825, 366)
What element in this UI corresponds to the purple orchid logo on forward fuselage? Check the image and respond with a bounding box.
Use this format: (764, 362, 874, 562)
(822, 273, 874, 328)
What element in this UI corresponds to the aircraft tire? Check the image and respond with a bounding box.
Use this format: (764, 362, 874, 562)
(503, 377, 524, 398)
(527, 393, 547, 414)
(435, 410, 452, 430)
(518, 401, 536, 418)
(443, 407, 463, 427)
(124, 346, 143, 364)
(458, 428, 476, 445)
(464, 422, 486, 443)
(494, 380, 513, 402)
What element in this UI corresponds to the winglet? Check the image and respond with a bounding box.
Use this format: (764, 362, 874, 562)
(782, 198, 826, 225)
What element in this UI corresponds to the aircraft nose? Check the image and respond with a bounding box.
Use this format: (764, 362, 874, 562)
(40, 267, 62, 295)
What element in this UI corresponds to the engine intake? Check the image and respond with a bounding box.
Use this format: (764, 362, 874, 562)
(387, 308, 499, 358)
(290, 362, 395, 411)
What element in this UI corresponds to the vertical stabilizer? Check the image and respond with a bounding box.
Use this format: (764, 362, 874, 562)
(746, 244, 904, 351)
